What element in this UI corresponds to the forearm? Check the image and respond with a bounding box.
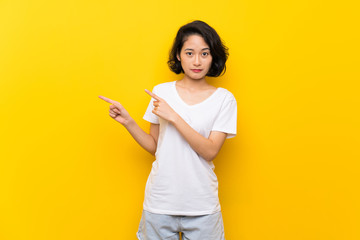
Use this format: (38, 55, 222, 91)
(123, 118, 157, 156)
(171, 114, 217, 162)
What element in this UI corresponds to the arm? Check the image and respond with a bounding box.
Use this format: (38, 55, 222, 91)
(144, 89, 227, 162)
(98, 95, 159, 156)
(172, 115, 227, 161)
(123, 120, 159, 156)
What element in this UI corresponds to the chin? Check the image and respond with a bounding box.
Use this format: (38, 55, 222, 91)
(188, 73, 204, 79)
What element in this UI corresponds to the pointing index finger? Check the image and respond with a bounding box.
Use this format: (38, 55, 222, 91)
(145, 89, 161, 101)
(98, 95, 114, 104)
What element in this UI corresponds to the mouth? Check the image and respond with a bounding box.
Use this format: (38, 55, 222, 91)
(191, 69, 203, 73)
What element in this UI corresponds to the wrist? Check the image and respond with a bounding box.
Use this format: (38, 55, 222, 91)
(123, 117, 135, 128)
(170, 113, 181, 126)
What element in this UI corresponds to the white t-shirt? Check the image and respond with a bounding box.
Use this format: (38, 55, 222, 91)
(142, 80, 237, 216)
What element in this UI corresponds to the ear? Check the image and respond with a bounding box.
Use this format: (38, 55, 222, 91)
(176, 53, 180, 62)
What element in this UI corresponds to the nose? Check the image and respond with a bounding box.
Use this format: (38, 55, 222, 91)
(194, 54, 201, 66)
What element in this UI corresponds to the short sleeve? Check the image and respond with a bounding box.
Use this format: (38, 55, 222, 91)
(143, 86, 160, 124)
(211, 93, 237, 138)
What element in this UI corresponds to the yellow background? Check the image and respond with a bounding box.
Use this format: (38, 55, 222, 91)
(1, 0, 359, 239)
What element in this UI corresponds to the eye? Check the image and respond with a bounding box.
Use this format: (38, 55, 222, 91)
(186, 52, 192, 56)
(202, 52, 209, 56)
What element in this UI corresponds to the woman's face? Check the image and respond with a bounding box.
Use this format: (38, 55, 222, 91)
(177, 34, 212, 80)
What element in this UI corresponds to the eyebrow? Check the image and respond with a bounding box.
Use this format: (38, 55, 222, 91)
(184, 48, 210, 51)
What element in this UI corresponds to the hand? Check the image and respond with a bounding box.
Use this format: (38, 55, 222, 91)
(145, 89, 179, 123)
(98, 95, 133, 126)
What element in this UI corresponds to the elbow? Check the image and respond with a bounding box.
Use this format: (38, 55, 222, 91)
(149, 146, 157, 157)
(203, 138, 226, 161)
(146, 144, 157, 157)
(151, 146, 158, 157)
(148, 147, 157, 157)
(204, 156, 215, 162)
(150, 150, 156, 156)
(203, 150, 219, 162)
(149, 135, 158, 156)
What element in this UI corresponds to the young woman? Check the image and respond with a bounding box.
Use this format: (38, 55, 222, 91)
(99, 20, 237, 240)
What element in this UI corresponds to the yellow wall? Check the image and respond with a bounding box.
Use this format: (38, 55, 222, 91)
(1, 0, 359, 239)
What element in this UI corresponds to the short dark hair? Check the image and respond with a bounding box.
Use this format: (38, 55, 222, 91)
(167, 20, 229, 77)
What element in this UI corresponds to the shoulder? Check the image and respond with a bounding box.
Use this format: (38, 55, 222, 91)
(217, 87, 237, 102)
(151, 81, 175, 93)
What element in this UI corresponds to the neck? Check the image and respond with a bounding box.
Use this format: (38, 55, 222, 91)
(177, 76, 208, 90)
